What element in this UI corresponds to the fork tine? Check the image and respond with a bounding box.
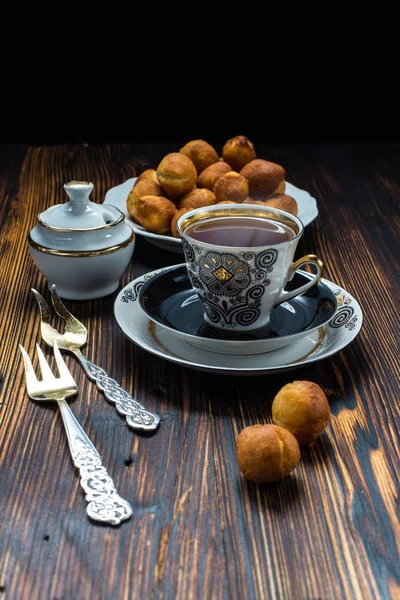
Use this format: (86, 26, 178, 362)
(51, 285, 87, 334)
(32, 288, 61, 346)
(19, 345, 39, 390)
(31, 288, 52, 324)
(36, 344, 56, 381)
(53, 339, 75, 382)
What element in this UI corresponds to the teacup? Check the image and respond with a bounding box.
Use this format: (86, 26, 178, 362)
(176, 204, 324, 331)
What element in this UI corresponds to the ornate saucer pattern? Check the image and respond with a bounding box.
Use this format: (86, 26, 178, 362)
(114, 268, 363, 375)
(136, 265, 338, 355)
(330, 289, 359, 330)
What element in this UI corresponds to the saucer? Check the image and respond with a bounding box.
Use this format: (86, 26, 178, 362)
(138, 265, 338, 355)
(104, 178, 319, 254)
(114, 268, 363, 376)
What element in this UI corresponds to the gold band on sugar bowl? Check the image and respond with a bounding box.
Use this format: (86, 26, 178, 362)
(36, 211, 125, 233)
(28, 230, 135, 257)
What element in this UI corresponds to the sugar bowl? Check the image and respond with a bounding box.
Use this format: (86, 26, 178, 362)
(28, 181, 135, 300)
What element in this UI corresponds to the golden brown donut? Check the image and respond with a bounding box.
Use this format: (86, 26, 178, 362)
(179, 139, 219, 174)
(241, 197, 262, 204)
(156, 153, 197, 201)
(178, 187, 217, 210)
(273, 180, 286, 195)
(272, 381, 330, 447)
(236, 424, 300, 483)
(197, 161, 232, 190)
(170, 207, 191, 238)
(126, 180, 166, 222)
(240, 159, 285, 199)
(135, 195, 176, 234)
(136, 169, 159, 184)
(131, 179, 166, 201)
(265, 193, 298, 216)
(222, 135, 256, 171)
(213, 171, 249, 203)
(126, 190, 141, 222)
(243, 193, 298, 217)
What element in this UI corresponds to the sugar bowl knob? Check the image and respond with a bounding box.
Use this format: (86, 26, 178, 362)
(63, 181, 94, 216)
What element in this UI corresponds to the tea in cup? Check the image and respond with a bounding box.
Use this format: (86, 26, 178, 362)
(177, 204, 324, 331)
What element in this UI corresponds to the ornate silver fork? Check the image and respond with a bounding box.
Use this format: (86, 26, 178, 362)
(19, 340, 132, 526)
(31, 285, 160, 432)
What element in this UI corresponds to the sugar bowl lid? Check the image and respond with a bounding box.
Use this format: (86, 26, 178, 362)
(39, 181, 119, 229)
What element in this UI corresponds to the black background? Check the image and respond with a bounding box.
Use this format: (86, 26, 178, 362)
(2, 100, 397, 146)
(1, 0, 397, 148)
(3, 87, 396, 146)
(1, 36, 397, 147)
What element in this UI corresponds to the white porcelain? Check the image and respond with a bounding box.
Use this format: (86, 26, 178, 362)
(103, 178, 319, 254)
(28, 181, 135, 300)
(114, 268, 363, 376)
(137, 264, 338, 355)
(31, 181, 130, 251)
(177, 204, 324, 331)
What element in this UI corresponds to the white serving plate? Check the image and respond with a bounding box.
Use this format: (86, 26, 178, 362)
(104, 178, 319, 254)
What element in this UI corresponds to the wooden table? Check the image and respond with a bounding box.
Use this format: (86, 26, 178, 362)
(0, 141, 399, 600)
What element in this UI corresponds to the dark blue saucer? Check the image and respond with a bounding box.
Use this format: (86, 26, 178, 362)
(139, 265, 337, 342)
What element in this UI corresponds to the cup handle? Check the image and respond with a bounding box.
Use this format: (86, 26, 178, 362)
(274, 254, 325, 306)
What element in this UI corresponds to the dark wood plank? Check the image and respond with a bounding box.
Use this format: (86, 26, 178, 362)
(0, 142, 399, 600)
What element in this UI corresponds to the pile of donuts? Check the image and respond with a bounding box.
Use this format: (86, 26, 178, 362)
(126, 135, 298, 237)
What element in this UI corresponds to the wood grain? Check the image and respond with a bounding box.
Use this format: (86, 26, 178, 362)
(0, 142, 399, 600)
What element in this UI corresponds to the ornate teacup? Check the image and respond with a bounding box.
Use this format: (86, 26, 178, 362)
(177, 203, 324, 331)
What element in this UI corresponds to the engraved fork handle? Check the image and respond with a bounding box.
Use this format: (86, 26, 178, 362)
(72, 351, 160, 432)
(58, 399, 132, 526)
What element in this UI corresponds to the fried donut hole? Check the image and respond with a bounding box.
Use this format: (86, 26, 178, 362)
(135, 195, 176, 234)
(242, 197, 261, 204)
(179, 139, 219, 174)
(273, 180, 286, 195)
(242, 193, 298, 217)
(240, 159, 285, 200)
(236, 424, 300, 483)
(178, 187, 217, 210)
(222, 135, 256, 171)
(170, 207, 191, 238)
(265, 193, 298, 216)
(197, 161, 232, 191)
(126, 190, 141, 223)
(136, 169, 159, 184)
(156, 152, 197, 201)
(213, 171, 249, 203)
(132, 179, 166, 201)
(272, 381, 331, 447)
(126, 180, 166, 222)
